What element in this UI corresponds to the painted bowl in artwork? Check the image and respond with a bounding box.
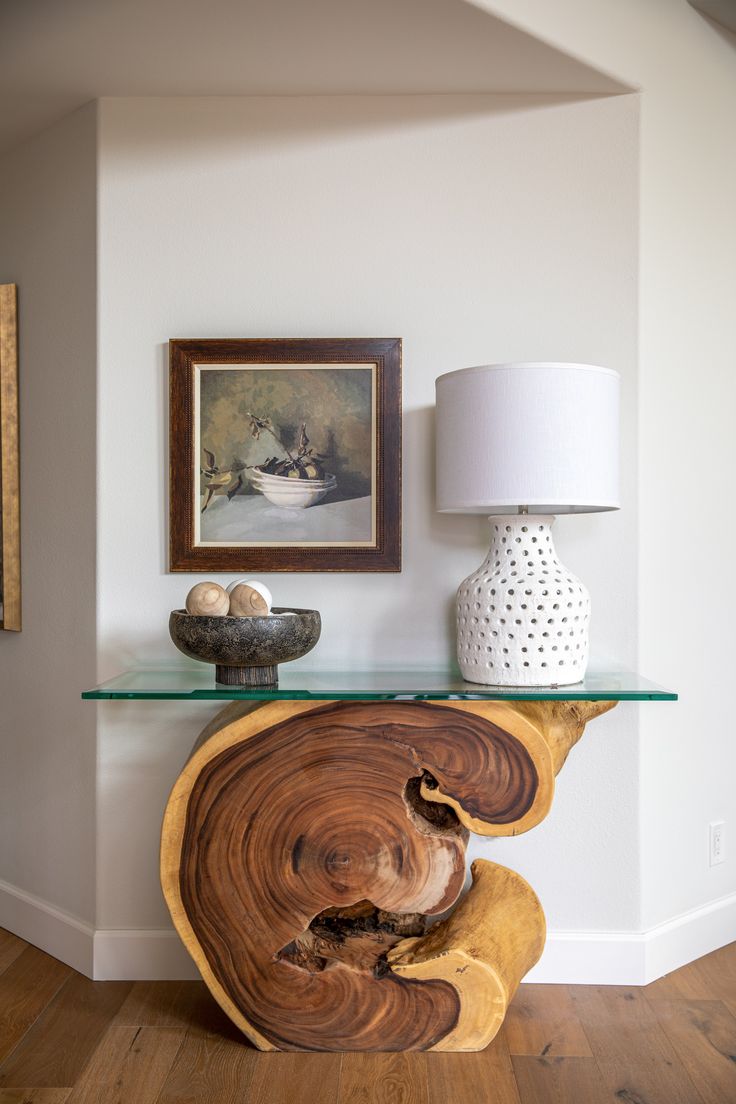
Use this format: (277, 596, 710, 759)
(250, 465, 337, 487)
(169, 607, 321, 686)
(246, 469, 337, 509)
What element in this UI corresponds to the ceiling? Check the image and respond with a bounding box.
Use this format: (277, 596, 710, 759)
(0, 0, 629, 155)
(688, 0, 736, 32)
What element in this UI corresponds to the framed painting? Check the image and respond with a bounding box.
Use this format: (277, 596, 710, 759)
(0, 283, 20, 631)
(169, 338, 401, 572)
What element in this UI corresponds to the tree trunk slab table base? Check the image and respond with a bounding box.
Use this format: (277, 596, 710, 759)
(160, 698, 616, 1052)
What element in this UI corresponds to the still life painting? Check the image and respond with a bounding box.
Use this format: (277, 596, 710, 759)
(170, 339, 401, 572)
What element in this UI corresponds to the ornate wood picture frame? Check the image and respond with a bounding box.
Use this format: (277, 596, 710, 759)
(169, 338, 401, 572)
(0, 283, 20, 631)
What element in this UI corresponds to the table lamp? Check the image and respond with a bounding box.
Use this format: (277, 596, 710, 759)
(435, 362, 620, 686)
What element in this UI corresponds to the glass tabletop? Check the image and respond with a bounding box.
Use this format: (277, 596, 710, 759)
(82, 667, 677, 702)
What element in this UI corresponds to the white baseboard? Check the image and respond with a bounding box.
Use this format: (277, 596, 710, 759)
(0, 878, 199, 980)
(93, 929, 200, 980)
(527, 888, 736, 985)
(0, 876, 94, 976)
(641, 889, 736, 984)
(527, 930, 646, 984)
(2, 876, 734, 985)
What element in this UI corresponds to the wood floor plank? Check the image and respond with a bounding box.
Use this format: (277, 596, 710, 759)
(648, 997, 736, 1104)
(504, 985, 592, 1057)
(512, 1055, 610, 1104)
(569, 983, 661, 1027)
(1, 928, 735, 1104)
(66, 1025, 183, 1104)
(0, 933, 28, 978)
(247, 1053, 341, 1104)
(645, 959, 718, 1001)
(338, 1053, 426, 1103)
(705, 941, 736, 965)
(115, 984, 187, 1027)
(154, 1027, 257, 1104)
(64, 1025, 139, 1091)
(0, 1090, 72, 1103)
(426, 1032, 520, 1104)
(0, 948, 72, 1065)
(645, 942, 736, 1002)
(115, 983, 214, 1031)
(0, 974, 132, 1088)
(569, 985, 706, 1104)
(687, 944, 736, 1002)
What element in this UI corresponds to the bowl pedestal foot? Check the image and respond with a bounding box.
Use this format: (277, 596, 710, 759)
(215, 664, 278, 687)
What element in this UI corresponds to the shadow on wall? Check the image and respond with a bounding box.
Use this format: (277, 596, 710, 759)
(414, 402, 489, 551)
(96, 697, 219, 930)
(371, 404, 486, 671)
(105, 93, 619, 160)
(687, 2, 736, 46)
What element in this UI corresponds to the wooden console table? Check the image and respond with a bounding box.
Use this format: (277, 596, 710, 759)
(83, 670, 675, 1053)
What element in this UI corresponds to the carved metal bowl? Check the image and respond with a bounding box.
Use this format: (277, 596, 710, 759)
(169, 607, 321, 686)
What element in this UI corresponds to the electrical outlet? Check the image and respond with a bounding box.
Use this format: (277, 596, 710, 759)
(710, 821, 725, 866)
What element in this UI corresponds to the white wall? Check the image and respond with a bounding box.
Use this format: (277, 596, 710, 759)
(6, 0, 729, 985)
(96, 94, 640, 943)
(0, 104, 98, 969)
(7, 0, 729, 981)
(473, 0, 736, 937)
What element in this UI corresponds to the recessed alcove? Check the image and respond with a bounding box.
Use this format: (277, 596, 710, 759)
(5, 0, 732, 995)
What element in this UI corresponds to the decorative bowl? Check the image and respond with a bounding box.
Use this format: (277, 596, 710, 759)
(169, 607, 321, 686)
(246, 468, 337, 509)
(250, 469, 337, 488)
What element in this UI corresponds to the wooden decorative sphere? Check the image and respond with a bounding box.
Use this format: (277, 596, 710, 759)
(228, 582, 271, 618)
(186, 582, 230, 617)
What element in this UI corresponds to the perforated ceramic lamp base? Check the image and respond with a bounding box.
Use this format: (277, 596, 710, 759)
(457, 515, 591, 687)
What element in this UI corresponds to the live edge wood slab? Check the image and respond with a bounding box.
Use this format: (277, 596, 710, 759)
(160, 698, 616, 1052)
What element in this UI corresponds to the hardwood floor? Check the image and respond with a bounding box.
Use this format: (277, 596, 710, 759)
(0, 928, 735, 1103)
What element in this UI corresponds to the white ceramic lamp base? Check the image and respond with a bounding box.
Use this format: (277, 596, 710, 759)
(457, 515, 590, 687)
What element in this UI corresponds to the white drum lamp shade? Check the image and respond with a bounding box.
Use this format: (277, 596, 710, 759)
(435, 363, 620, 687)
(436, 363, 620, 514)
